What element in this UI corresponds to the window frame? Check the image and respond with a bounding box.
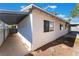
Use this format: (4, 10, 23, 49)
(60, 24, 63, 30)
(44, 20, 54, 32)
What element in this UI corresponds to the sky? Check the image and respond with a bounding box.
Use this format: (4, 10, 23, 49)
(0, 3, 78, 24)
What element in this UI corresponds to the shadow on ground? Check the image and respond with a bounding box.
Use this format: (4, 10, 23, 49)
(26, 31, 79, 56)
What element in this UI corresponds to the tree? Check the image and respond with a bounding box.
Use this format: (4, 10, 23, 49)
(71, 4, 79, 17)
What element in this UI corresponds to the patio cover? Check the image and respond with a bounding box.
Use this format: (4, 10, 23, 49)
(0, 10, 28, 25)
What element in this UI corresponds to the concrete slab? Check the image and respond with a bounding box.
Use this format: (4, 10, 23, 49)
(0, 33, 28, 56)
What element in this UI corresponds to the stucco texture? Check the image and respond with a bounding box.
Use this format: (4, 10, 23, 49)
(32, 8, 69, 50)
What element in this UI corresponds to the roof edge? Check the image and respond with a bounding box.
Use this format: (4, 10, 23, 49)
(0, 8, 29, 15)
(21, 4, 69, 23)
(20, 4, 33, 11)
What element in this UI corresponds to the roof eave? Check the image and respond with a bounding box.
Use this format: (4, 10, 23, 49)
(21, 4, 69, 23)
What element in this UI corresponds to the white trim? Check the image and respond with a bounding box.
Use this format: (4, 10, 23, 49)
(29, 13, 33, 51)
(30, 13, 33, 34)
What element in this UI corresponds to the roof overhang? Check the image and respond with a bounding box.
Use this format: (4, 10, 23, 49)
(21, 4, 69, 23)
(0, 10, 29, 25)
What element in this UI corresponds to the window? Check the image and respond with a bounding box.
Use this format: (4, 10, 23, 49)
(60, 24, 63, 30)
(44, 20, 49, 32)
(49, 21, 54, 31)
(44, 20, 54, 32)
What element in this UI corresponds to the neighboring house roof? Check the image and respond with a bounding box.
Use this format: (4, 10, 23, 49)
(71, 24, 79, 26)
(21, 4, 69, 23)
(0, 10, 29, 25)
(70, 17, 79, 24)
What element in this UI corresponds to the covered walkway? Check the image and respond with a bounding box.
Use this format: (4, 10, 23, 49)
(0, 33, 29, 56)
(0, 10, 30, 56)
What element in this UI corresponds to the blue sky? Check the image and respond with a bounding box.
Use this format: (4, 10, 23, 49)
(0, 3, 78, 23)
(0, 3, 76, 17)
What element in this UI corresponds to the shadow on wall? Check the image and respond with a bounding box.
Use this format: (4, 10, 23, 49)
(33, 31, 78, 51)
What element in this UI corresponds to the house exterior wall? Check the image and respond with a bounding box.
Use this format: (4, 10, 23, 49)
(0, 27, 4, 46)
(18, 14, 32, 50)
(3, 24, 9, 40)
(0, 22, 9, 46)
(32, 8, 69, 50)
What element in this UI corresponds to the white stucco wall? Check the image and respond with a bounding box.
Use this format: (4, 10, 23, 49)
(31, 8, 69, 50)
(0, 22, 9, 46)
(0, 29, 4, 46)
(3, 24, 9, 40)
(54, 20, 69, 38)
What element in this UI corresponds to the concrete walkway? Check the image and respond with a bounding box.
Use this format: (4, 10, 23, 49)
(0, 33, 28, 56)
(26, 31, 79, 56)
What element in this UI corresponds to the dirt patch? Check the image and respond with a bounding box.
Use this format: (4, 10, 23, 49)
(25, 31, 79, 56)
